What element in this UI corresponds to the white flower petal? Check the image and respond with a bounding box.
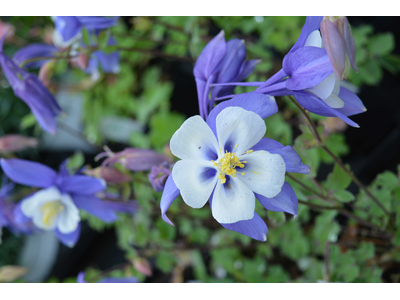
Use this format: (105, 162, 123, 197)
(332, 75, 341, 96)
(306, 73, 336, 100)
(305, 30, 322, 48)
(32, 209, 56, 231)
(21, 186, 62, 218)
(170, 115, 219, 161)
(212, 176, 255, 224)
(57, 194, 80, 234)
(322, 94, 345, 108)
(172, 159, 218, 209)
(238, 151, 286, 198)
(216, 107, 266, 156)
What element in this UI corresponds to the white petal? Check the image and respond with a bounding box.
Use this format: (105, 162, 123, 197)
(172, 159, 218, 209)
(21, 186, 62, 218)
(212, 176, 255, 224)
(305, 30, 322, 48)
(306, 73, 336, 100)
(322, 94, 345, 108)
(238, 151, 286, 198)
(32, 209, 56, 231)
(332, 75, 341, 96)
(216, 107, 266, 156)
(170, 115, 219, 161)
(57, 194, 80, 234)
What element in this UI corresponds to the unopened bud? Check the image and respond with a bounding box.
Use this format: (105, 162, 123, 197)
(148, 161, 172, 192)
(97, 147, 173, 172)
(320, 16, 357, 80)
(76, 52, 89, 70)
(133, 257, 152, 276)
(0, 135, 38, 153)
(0, 20, 15, 40)
(84, 166, 131, 184)
(38, 60, 56, 88)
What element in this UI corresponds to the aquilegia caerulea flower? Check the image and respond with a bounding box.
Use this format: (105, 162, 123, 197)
(0, 158, 119, 247)
(194, 30, 259, 119)
(255, 16, 366, 128)
(160, 93, 309, 241)
(0, 34, 62, 134)
(53, 16, 119, 46)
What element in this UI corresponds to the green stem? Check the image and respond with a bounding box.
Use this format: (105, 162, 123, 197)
(287, 95, 391, 220)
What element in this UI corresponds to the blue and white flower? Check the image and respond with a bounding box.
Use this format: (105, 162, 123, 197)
(160, 93, 310, 241)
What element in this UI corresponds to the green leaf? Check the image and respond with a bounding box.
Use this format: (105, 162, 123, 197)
(81, 28, 90, 45)
(368, 33, 395, 56)
(335, 190, 355, 202)
(66, 151, 85, 173)
(326, 163, 352, 191)
(98, 30, 111, 50)
(149, 112, 185, 149)
(156, 251, 176, 273)
(20, 113, 36, 130)
(376, 171, 398, 191)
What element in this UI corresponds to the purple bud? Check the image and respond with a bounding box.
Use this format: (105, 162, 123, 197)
(84, 166, 131, 184)
(148, 161, 172, 192)
(97, 147, 173, 172)
(0, 135, 38, 153)
(320, 16, 357, 80)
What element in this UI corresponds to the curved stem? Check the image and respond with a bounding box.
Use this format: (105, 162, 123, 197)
(287, 95, 391, 220)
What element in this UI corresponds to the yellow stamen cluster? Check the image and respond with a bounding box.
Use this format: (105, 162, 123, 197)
(212, 144, 253, 184)
(41, 201, 65, 227)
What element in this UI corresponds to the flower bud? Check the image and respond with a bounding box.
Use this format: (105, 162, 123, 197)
(0, 135, 38, 153)
(83, 166, 131, 184)
(0, 20, 15, 41)
(133, 257, 152, 276)
(320, 16, 357, 80)
(97, 146, 173, 172)
(148, 161, 172, 192)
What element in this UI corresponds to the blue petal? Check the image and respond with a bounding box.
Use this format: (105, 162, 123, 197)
(206, 92, 278, 136)
(103, 200, 138, 215)
(13, 44, 59, 69)
(54, 222, 81, 248)
(283, 46, 333, 91)
(293, 91, 360, 127)
(54, 16, 81, 42)
(77, 17, 119, 30)
(77, 271, 86, 283)
(99, 277, 139, 283)
(72, 194, 118, 222)
(220, 211, 268, 242)
(58, 175, 106, 195)
(193, 30, 226, 81)
(290, 16, 323, 54)
(215, 39, 246, 84)
(251, 138, 310, 174)
(256, 182, 298, 216)
(336, 87, 366, 117)
(160, 174, 180, 226)
(238, 59, 261, 81)
(1, 159, 57, 188)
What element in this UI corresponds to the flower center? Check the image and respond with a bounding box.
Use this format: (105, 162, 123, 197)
(40, 200, 65, 227)
(212, 144, 253, 184)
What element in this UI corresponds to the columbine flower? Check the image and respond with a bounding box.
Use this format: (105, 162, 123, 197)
(194, 30, 259, 119)
(77, 271, 138, 283)
(160, 93, 309, 241)
(53, 16, 119, 46)
(0, 158, 118, 247)
(0, 34, 62, 134)
(255, 16, 366, 128)
(320, 16, 357, 80)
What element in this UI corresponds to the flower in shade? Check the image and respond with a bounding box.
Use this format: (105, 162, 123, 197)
(255, 16, 366, 128)
(194, 30, 260, 119)
(53, 16, 119, 46)
(160, 93, 309, 241)
(0, 34, 62, 134)
(148, 161, 172, 192)
(77, 271, 138, 283)
(0, 158, 119, 247)
(0, 181, 35, 241)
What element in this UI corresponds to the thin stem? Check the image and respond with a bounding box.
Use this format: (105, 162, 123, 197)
(287, 173, 325, 198)
(287, 95, 322, 144)
(287, 95, 391, 220)
(19, 55, 77, 68)
(321, 145, 391, 218)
